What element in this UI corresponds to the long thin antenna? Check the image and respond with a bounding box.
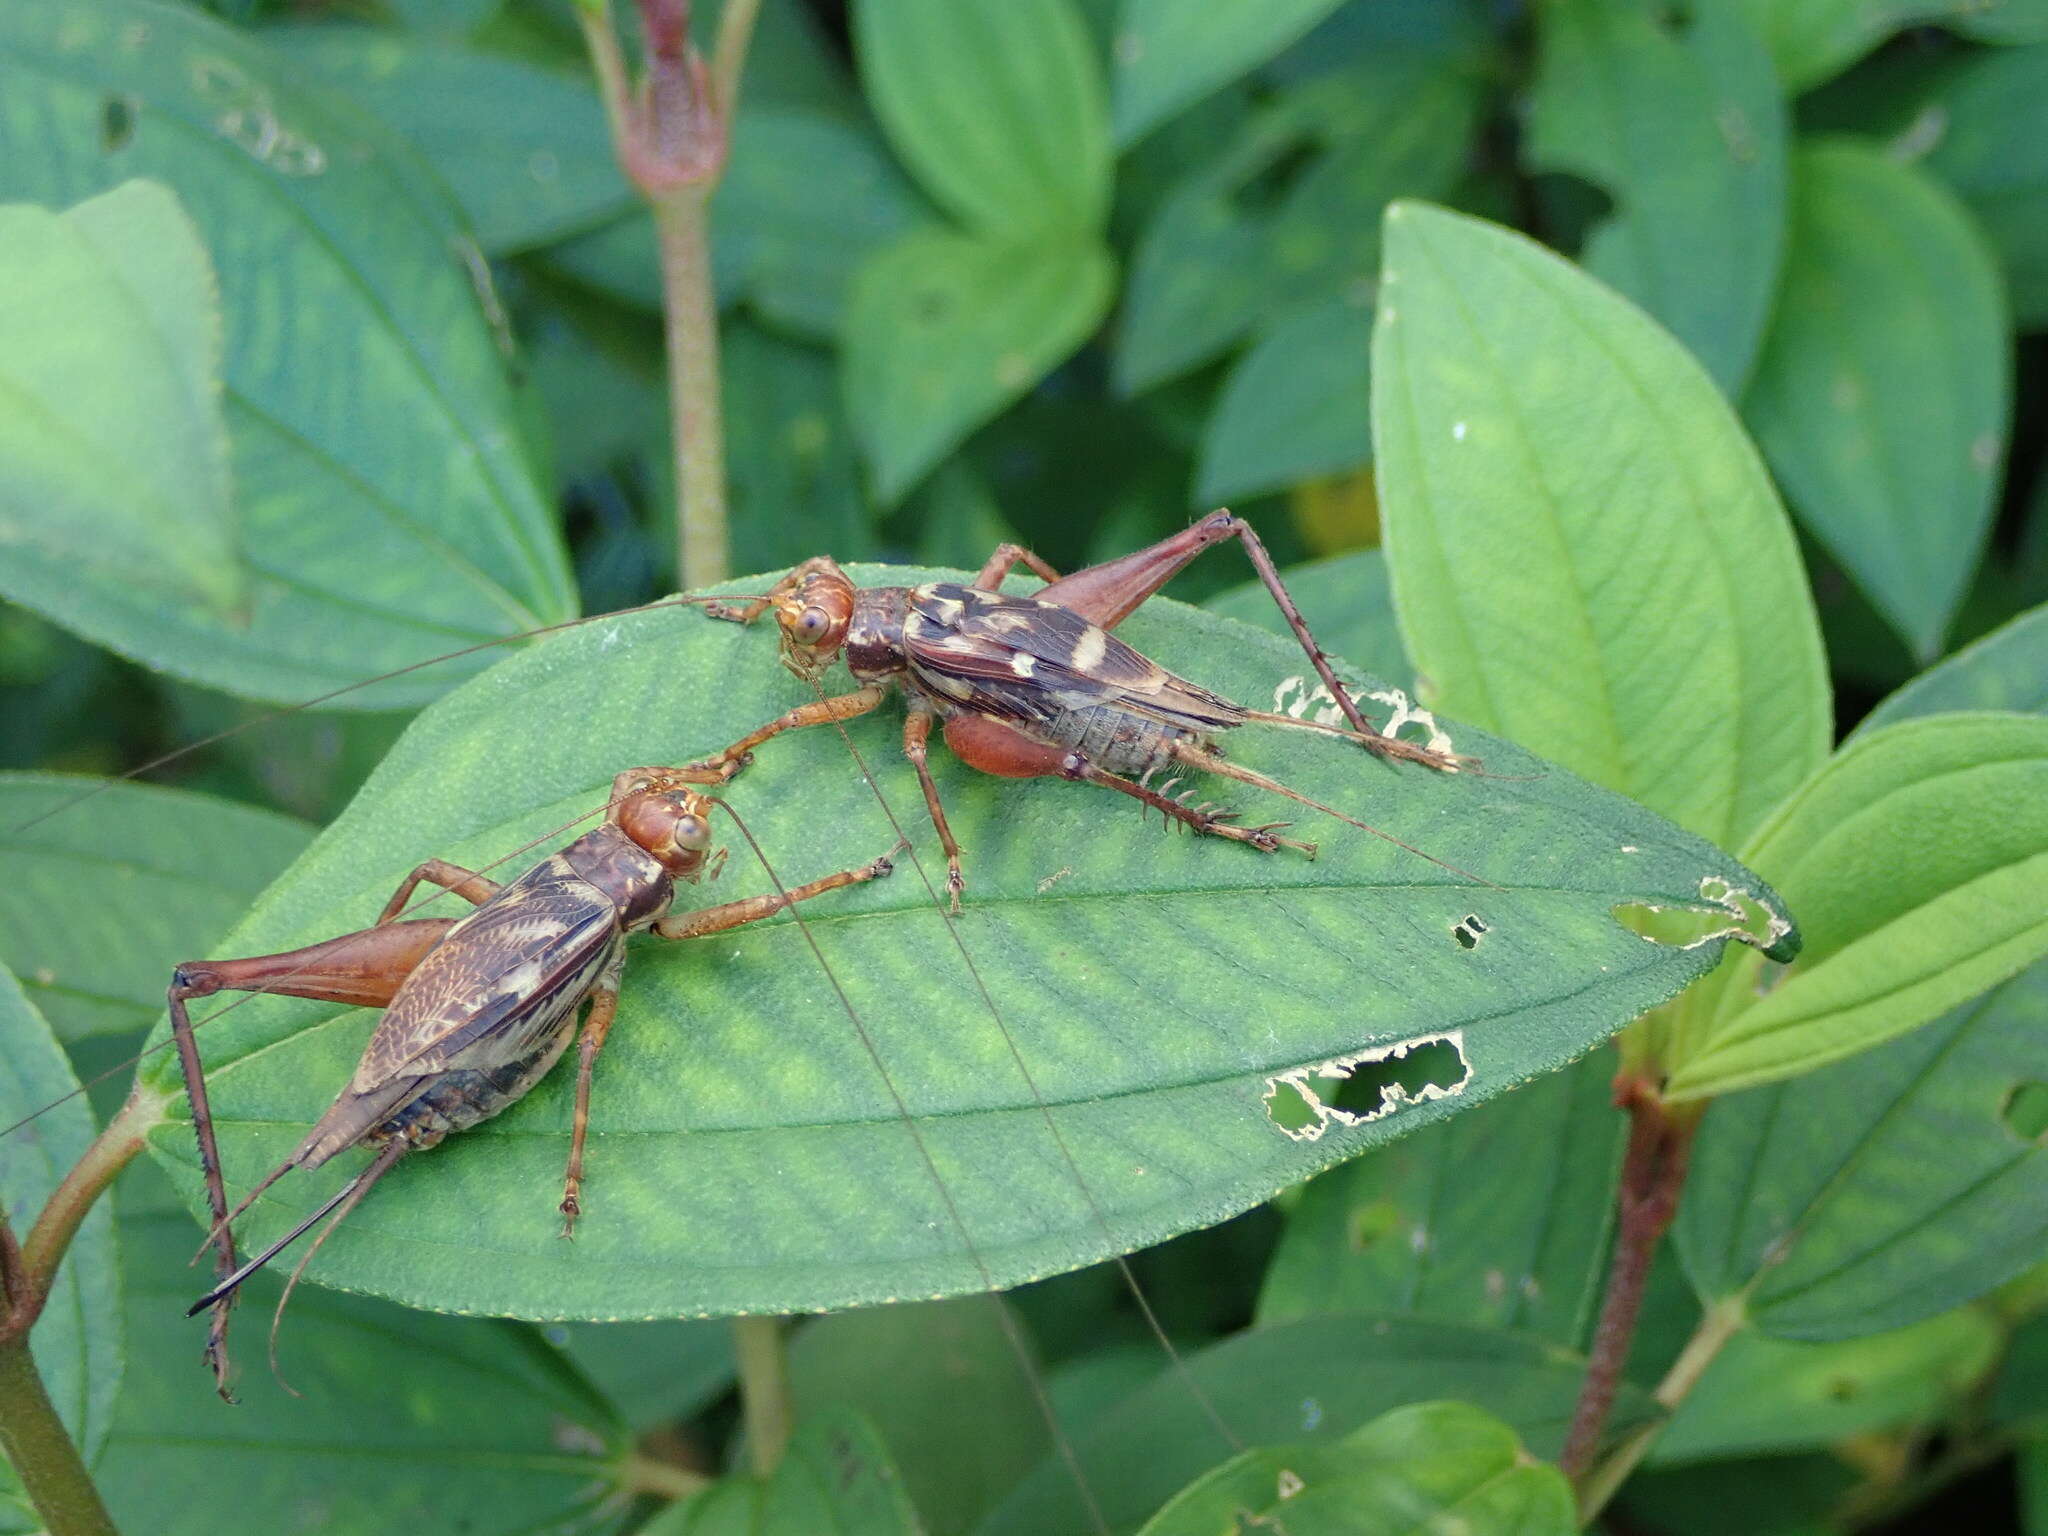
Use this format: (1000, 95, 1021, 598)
(809, 686, 1247, 1462)
(5, 594, 766, 837)
(712, 799, 1115, 1536)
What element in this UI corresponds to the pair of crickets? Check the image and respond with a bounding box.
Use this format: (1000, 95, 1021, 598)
(165, 512, 1462, 1394)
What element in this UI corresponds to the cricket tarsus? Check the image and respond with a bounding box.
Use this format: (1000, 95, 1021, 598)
(697, 511, 1466, 901)
(168, 765, 893, 1393)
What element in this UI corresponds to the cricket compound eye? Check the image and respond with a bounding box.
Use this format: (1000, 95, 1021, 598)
(672, 813, 711, 851)
(792, 605, 832, 644)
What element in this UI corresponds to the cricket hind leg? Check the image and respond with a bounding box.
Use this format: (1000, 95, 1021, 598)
(942, 713, 1317, 858)
(168, 918, 450, 1398)
(1034, 511, 1457, 771)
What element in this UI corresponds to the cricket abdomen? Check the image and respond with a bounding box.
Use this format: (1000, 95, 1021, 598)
(1041, 704, 1196, 777)
(375, 1021, 581, 1151)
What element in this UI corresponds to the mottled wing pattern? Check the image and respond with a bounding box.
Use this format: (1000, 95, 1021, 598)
(349, 855, 620, 1094)
(904, 584, 1245, 733)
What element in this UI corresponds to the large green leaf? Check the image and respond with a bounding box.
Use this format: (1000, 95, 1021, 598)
(790, 1299, 1045, 1536)
(981, 1317, 1654, 1536)
(1257, 1052, 1622, 1351)
(1372, 201, 1829, 851)
(264, 26, 627, 253)
(1193, 293, 1373, 505)
(1108, 0, 1348, 148)
(0, 775, 313, 1041)
(134, 569, 1793, 1321)
(843, 230, 1115, 503)
(1856, 601, 2048, 738)
(1136, 1400, 1574, 1536)
(545, 1316, 734, 1432)
(1678, 958, 2048, 1338)
(1116, 51, 1480, 395)
(1202, 548, 1410, 689)
(1528, 0, 1786, 393)
(1745, 141, 2008, 662)
(643, 1410, 921, 1536)
(1647, 1308, 2001, 1464)
(0, 968, 121, 1536)
(855, 0, 1109, 237)
(1730, 0, 2009, 89)
(1919, 41, 2048, 329)
(1666, 713, 2048, 1100)
(95, 1180, 628, 1536)
(0, 180, 240, 624)
(0, 0, 574, 707)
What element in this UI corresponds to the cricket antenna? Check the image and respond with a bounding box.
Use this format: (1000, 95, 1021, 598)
(5, 593, 769, 838)
(710, 796, 1116, 1536)
(799, 681, 1250, 1469)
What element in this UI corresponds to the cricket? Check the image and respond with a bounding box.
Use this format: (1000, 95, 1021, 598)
(164, 766, 897, 1396)
(696, 510, 1470, 906)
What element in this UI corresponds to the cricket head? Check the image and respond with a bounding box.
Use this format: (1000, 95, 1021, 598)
(770, 556, 856, 682)
(618, 786, 719, 880)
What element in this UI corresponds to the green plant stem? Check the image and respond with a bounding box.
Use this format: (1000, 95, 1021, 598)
(709, 0, 762, 118)
(622, 1452, 714, 1502)
(1560, 1078, 1702, 1479)
(1576, 1295, 1747, 1524)
(653, 186, 728, 589)
(12, 1085, 159, 1331)
(731, 1315, 793, 1476)
(0, 1339, 119, 1536)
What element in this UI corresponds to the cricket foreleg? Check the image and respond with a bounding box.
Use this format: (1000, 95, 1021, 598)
(902, 708, 966, 911)
(559, 973, 622, 1239)
(167, 919, 449, 1398)
(650, 846, 898, 940)
(375, 860, 501, 923)
(940, 713, 1317, 858)
(684, 685, 889, 783)
(971, 542, 1063, 590)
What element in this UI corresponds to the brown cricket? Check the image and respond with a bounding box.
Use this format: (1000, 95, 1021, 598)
(167, 766, 897, 1397)
(695, 510, 1464, 906)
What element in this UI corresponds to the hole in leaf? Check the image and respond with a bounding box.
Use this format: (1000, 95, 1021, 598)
(1264, 1078, 1323, 1137)
(2002, 1083, 2048, 1143)
(100, 93, 137, 152)
(1326, 1039, 1469, 1120)
(1612, 877, 1794, 959)
(1452, 914, 1489, 950)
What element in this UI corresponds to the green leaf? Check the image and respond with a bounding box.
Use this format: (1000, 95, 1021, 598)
(0, 0, 574, 707)
(264, 26, 626, 253)
(643, 1409, 922, 1536)
(844, 231, 1114, 503)
(0, 180, 240, 624)
(1745, 140, 2009, 662)
(0, 774, 313, 1041)
(1371, 201, 1830, 851)
(855, 0, 1110, 237)
(134, 571, 1794, 1322)
(982, 1317, 1652, 1535)
(1730, 0, 2010, 89)
(1648, 1309, 2001, 1464)
(722, 324, 874, 578)
(1678, 958, 2048, 1336)
(0, 967, 121, 1536)
(791, 1299, 1044, 1536)
(1202, 548, 1410, 688)
(544, 1318, 734, 1432)
(1856, 602, 2048, 738)
(1666, 713, 2048, 1100)
(94, 1182, 628, 1536)
(1137, 1399, 1574, 1536)
(1258, 1053, 1622, 1351)
(1919, 41, 2048, 330)
(1117, 52, 1480, 394)
(717, 110, 932, 341)
(1528, 0, 1787, 393)
(1194, 293, 1372, 505)
(1108, 0, 1348, 148)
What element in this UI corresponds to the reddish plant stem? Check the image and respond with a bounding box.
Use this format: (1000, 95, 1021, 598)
(1559, 1073, 1703, 1478)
